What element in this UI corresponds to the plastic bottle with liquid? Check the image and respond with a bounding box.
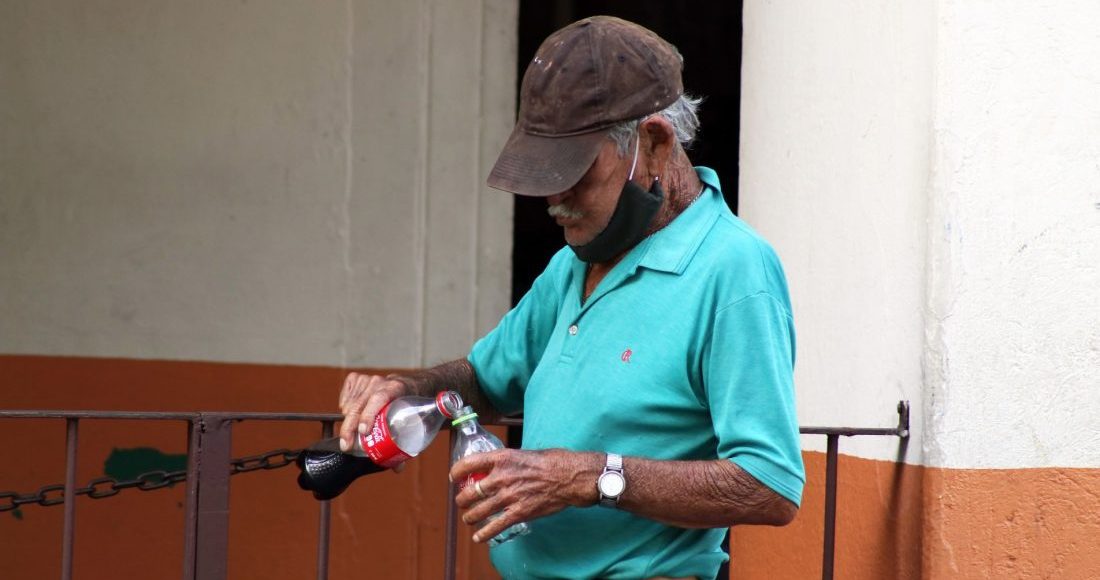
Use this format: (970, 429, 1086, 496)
(450, 405, 530, 546)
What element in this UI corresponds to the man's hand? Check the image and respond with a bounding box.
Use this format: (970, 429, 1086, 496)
(338, 372, 409, 453)
(450, 448, 602, 543)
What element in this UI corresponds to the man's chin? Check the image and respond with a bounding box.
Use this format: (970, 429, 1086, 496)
(563, 229, 591, 247)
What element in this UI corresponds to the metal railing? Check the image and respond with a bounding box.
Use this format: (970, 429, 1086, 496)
(1, 401, 909, 580)
(797, 401, 910, 580)
(0, 410, 341, 580)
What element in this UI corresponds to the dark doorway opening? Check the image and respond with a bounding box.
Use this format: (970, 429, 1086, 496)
(511, 1, 744, 305)
(510, 4, 744, 577)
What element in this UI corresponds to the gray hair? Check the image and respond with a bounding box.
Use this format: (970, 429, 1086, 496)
(607, 93, 704, 157)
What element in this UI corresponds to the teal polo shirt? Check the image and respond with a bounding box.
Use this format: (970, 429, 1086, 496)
(468, 167, 804, 579)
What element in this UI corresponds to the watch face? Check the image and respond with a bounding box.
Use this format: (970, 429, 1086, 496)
(599, 472, 626, 497)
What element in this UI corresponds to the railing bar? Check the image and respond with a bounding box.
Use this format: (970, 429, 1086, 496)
(181, 419, 203, 580)
(1, 417, 909, 434)
(0, 411, 343, 421)
(316, 421, 334, 580)
(184, 412, 343, 421)
(444, 430, 458, 580)
(3, 402, 911, 430)
(800, 427, 905, 437)
(61, 418, 79, 580)
(0, 410, 200, 420)
(822, 434, 839, 580)
(194, 415, 233, 580)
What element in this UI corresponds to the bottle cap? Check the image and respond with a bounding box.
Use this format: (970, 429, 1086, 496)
(451, 405, 478, 426)
(436, 391, 464, 418)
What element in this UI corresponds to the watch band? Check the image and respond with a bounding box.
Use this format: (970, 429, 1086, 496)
(598, 453, 626, 508)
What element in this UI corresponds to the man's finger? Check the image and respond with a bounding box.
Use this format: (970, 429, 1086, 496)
(347, 375, 377, 433)
(460, 483, 507, 521)
(338, 373, 357, 408)
(454, 476, 492, 508)
(449, 450, 503, 483)
(472, 507, 517, 544)
(339, 398, 367, 452)
(357, 376, 404, 434)
(340, 373, 370, 416)
(358, 391, 391, 437)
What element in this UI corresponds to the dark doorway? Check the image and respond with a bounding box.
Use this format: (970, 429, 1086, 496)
(512, 1, 744, 305)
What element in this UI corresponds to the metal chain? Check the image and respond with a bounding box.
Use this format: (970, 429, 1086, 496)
(0, 448, 301, 512)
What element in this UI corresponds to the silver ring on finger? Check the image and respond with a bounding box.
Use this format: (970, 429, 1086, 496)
(474, 479, 488, 499)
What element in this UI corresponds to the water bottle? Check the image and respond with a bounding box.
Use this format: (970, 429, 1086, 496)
(297, 390, 463, 500)
(450, 405, 530, 546)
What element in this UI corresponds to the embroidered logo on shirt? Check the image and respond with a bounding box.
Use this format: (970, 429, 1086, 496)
(621, 349, 633, 363)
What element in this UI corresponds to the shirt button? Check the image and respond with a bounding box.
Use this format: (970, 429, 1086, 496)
(568, 324, 578, 336)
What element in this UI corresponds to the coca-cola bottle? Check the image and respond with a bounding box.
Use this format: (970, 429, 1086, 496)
(450, 405, 530, 546)
(297, 390, 463, 500)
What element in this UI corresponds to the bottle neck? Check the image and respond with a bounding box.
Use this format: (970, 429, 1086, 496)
(451, 409, 482, 436)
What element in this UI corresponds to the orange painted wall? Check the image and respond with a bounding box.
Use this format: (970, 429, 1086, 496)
(731, 450, 924, 579)
(920, 467, 1100, 579)
(732, 452, 1100, 579)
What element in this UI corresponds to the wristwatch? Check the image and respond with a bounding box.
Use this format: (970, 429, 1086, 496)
(597, 453, 626, 508)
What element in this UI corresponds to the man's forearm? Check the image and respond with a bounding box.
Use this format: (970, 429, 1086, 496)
(388, 359, 501, 419)
(567, 453, 798, 528)
(625, 457, 797, 527)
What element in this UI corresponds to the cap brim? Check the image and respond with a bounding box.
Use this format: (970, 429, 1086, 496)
(487, 127, 609, 197)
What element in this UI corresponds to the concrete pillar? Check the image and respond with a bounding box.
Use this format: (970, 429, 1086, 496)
(737, 0, 1100, 577)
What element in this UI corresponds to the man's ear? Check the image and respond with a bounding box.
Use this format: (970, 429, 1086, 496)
(639, 116, 676, 179)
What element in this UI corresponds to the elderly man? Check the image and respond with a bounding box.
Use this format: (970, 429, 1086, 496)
(339, 16, 803, 579)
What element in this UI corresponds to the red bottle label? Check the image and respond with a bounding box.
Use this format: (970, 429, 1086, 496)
(458, 472, 487, 491)
(359, 404, 410, 468)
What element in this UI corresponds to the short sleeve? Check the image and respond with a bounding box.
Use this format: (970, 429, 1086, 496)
(704, 292, 805, 505)
(467, 251, 568, 416)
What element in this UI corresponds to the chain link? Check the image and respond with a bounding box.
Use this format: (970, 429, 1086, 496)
(0, 448, 302, 512)
(232, 448, 300, 473)
(86, 477, 122, 499)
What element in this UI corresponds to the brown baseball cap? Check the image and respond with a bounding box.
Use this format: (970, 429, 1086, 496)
(488, 16, 684, 197)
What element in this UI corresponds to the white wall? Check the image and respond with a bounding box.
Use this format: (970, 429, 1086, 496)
(741, 0, 1100, 469)
(0, 0, 517, 369)
(740, 1, 935, 463)
(925, 0, 1100, 469)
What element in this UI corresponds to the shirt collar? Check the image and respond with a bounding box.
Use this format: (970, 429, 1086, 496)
(634, 166, 725, 275)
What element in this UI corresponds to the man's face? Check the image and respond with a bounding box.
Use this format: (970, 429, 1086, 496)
(545, 140, 631, 247)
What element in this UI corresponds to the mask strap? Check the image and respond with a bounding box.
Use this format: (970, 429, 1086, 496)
(627, 133, 640, 181)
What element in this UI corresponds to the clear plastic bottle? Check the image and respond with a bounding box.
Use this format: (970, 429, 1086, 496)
(450, 405, 531, 546)
(297, 391, 463, 500)
(357, 391, 464, 467)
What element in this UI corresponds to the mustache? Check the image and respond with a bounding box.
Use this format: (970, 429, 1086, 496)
(547, 203, 585, 220)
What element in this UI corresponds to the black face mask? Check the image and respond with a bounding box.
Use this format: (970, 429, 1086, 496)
(570, 133, 666, 264)
(570, 176, 665, 263)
